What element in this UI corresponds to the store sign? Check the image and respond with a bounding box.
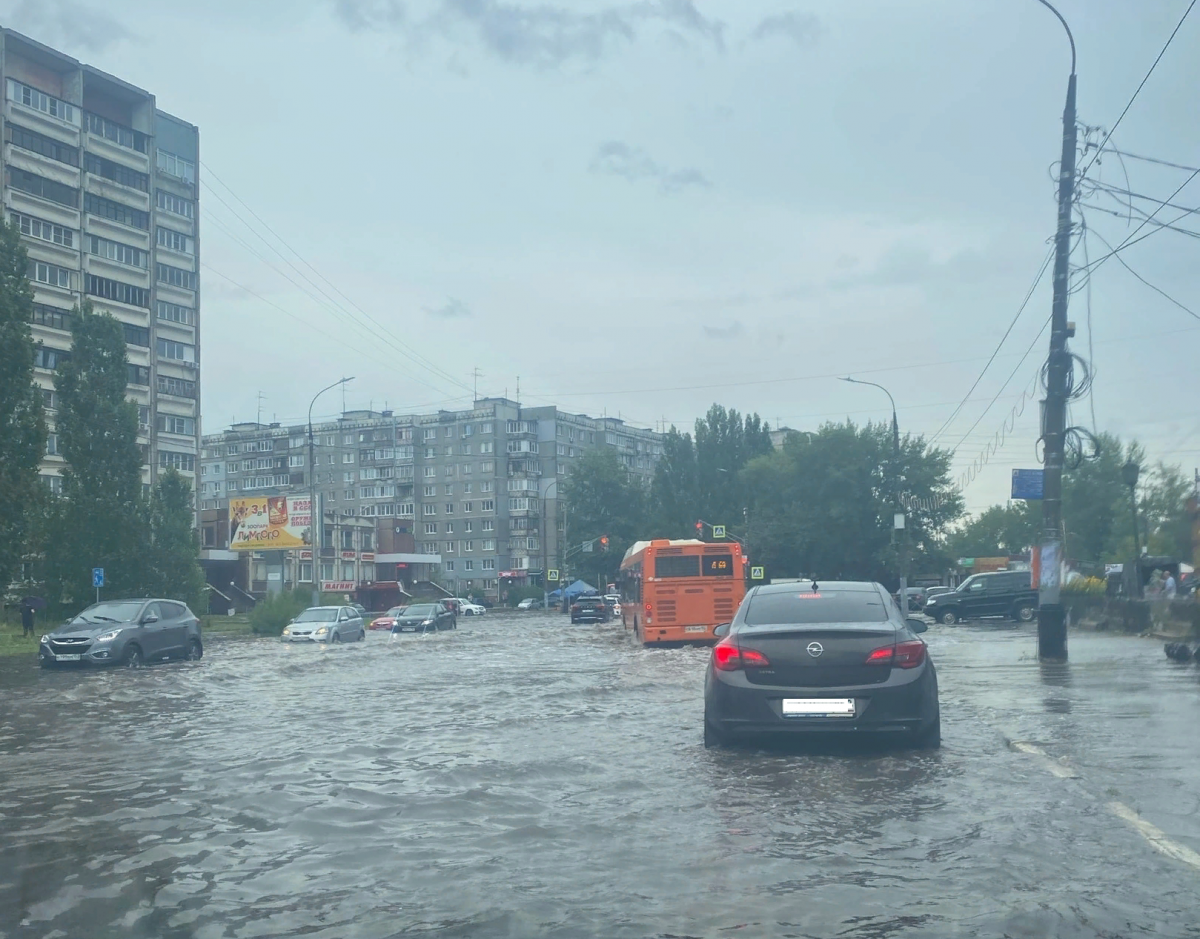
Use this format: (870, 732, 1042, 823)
(340, 550, 356, 560)
(321, 581, 355, 592)
(361, 552, 375, 562)
(299, 550, 313, 560)
(499, 570, 521, 578)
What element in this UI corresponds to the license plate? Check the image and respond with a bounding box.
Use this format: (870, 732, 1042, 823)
(684, 625, 708, 634)
(782, 698, 855, 718)
(55, 654, 82, 662)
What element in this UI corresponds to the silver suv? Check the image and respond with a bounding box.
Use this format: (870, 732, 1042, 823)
(39, 599, 203, 668)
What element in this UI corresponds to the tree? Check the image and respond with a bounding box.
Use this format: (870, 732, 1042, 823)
(147, 469, 206, 610)
(649, 428, 698, 537)
(945, 503, 1041, 560)
(741, 421, 961, 585)
(561, 447, 648, 585)
(0, 220, 47, 590)
(46, 302, 146, 605)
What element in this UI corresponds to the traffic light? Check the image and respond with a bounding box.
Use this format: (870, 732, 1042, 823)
(600, 535, 609, 551)
(695, 520, 704, 535)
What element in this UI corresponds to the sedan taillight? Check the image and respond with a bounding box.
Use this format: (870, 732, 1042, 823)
(713, 635, 770, 671)
(864, 640, 927, 669)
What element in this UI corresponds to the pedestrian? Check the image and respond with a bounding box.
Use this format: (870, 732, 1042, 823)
(20, 601, 34, 638)
(1164, 570, 1178, 600)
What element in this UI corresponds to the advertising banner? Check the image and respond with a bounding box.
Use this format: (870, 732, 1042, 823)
(229, 496, 312, 551)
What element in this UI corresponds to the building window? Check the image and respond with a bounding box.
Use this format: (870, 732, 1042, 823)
(424, 504, 437, 516)
(423, 466, 436, 478)
(343, 471, 355, 482)
(156, 262, 197, 290)
(8, 166, 77, 208)
(445, 503, 455, 514)
(480, 423, 493, 434)
(89, 235, 148, 269)
(445, 464, 455, 476)
(86, 273, 150, 308)
(45, 433, 58, 455)
(462, 424, 473, 437)
(480, 441, 494, 454)
(34, 347, 70, 371)
(463, 520, 474, 532)
(156, 148, 196, 183)
(156, 227, 195, 255)
(398, 502, 414, 516)
(464, 541, 474, 553)
(84, 152, 149, 192)
(423, 485, 436, 497)
(11, 212, 73, 248)
(84, 193, 149, 230)
(40, 473, 63, 495)
(445, 522, 455, 534)
(445, 426, 454, 438)
(461, 443, 472, 455)
(463, 502, 473, 514)
(158, 375, 196, 398)
(481, 481, 494, 493)
(84, 111, 148, 152)
(444, 541, 456, 554)
(128, 364, 150, 385)
(159, 450, 196, 472)
(445, 561, 455, 571)
(157, 338, 195, 362)
(156, 189, 194, 219)
(482, 558, 496, 570)
(342, 453, 354, 464)
(425, 522, 437, 534)
(8, 79, 77, 125)
(423, 447, 436, 459)
(157, 414, 196, 436)
(481, 500, 495, 513)
(482, 540, 496, 552)
(157, 300, 195, 326)
(299, 562, 313, 583)
(321, 562, 334, 581)
(481, 462, 494, 473)
(29, 260, 72, 290)
(509, 498, 531, 511)
(120, 323, 149, 347)
(462, 464, 473, 475)
(481, 519, 495, 532)
(344, 490, 354, 500)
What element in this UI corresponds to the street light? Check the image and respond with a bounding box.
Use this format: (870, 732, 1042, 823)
(840, 376, 909, 616)
(308, 377, 354, 607)
(1122, 460, 1142, 593)
(543, 479, 560, 611)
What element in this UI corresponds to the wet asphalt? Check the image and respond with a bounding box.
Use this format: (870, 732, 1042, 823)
(2, 613, 1199, 938)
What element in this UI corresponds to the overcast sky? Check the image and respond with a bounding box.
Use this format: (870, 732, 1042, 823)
(7, 0, 1200, 513)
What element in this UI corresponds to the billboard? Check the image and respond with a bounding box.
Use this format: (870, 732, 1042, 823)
(229, 496, 312, 551)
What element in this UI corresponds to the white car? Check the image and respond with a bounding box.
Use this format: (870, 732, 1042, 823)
(454, 598, 486, 616)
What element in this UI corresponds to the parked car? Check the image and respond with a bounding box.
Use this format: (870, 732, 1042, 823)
(892, 587, 926, 611)
(516, 597, 545, 610)
(453, 598, 486, 616)
(570, 596, 611, 624)
(921, 570, 1037, 625)
(350, 603, 369, 618)
(390, 602, 457, 634)
(703, 581, 939, 749)
(39, 598, 203, 668)
(369, 606, 407, 630)
(923, 586, 953, 600)
(281, 606, 366, 643)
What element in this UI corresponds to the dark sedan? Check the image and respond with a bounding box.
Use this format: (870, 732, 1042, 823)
(39, 599, 203, 668)
(703, 581, 939, 749)
(390, 602, 457, 634)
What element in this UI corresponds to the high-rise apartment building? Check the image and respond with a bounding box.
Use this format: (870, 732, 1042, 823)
(2, 28, 201, 492)
(198, 400, 662, 602)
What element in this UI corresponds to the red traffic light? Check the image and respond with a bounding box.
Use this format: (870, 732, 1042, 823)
(695, 521, 703, 532)
(600, 535, 609, 547)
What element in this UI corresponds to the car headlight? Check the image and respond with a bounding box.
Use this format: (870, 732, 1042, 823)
(94, 630, 121, 643)
(421, 619, 434, 626)
(315, 626, 328, 635)
(282, 626, 292, 635)
(40, 634, 50, 644)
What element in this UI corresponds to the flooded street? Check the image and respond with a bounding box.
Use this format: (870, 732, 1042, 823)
(3, 613, 1200, 938)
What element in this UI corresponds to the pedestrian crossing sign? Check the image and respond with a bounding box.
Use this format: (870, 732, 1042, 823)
(750, 566, 765, 580)
(712, 525, 726, 539)
(548, 569, 560, 582)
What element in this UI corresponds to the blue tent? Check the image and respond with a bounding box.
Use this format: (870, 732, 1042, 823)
(561, 579, 596, 599)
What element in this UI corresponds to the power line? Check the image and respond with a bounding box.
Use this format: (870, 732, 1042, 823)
(927, 247, 1054, 446)
(1083, 221, 1200, 321)
(1078, 0, 1198, 180)
(1098, 146, 1200, 175)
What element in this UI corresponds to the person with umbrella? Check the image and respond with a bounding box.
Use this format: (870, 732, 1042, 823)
(20, 596, 45, 638)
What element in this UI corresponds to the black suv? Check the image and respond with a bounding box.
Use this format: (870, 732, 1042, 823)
(40, 598, 203, 668)
(570, 596, 611, 624)
(922, 570, 1037, 625)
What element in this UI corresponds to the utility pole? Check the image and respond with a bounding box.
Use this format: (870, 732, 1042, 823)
(1035, 0, 1077, 661)
(309, 377, 353, 607)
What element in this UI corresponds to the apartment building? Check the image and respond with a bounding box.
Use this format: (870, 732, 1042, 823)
(198, 399, 663, 601)
(2, 28, 201, 493)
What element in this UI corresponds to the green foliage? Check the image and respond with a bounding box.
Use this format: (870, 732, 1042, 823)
(1063, 575, 1106, 595)
(945, 502, 1041, 560)
(504, 585, 546, 607)
(249, 588, 310, 636)
(741, 421, 961, 584)
(562, 447, 648, 583)
(147, 469, 207, 610)
(45, 302, 146, 605)
(0, 220, 46, 591)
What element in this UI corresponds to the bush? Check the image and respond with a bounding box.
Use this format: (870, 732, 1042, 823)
(504, 585, 547, 608)
(248, 588, 311, 636)
(1063, 575, 1106, 595)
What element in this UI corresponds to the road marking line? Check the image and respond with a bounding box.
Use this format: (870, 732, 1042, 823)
(1107, 801, 1200, 871)
(1009, 740, 1079, 778)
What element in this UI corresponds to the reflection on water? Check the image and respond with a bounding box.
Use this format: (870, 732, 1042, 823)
(0, 619, 1196, 938)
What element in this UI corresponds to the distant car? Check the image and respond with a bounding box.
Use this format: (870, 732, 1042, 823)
(703, 581, 939, 749)
(39, 599, 203, 668)
(281, 606, 366, 643)
(892, 587, 926, 611)
(603, 594, 622, 617)
(517, 597, 545, 610)
(369, 606, 407, 630)
(922, 570, 1038, 625)
(390, 602, 457, 634)
(350, 603, 368, 617)
(570, 596, 611, 624)
(453, 598, 486, 616)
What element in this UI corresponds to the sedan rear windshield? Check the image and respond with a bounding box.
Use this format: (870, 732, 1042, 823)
(743, 591, 888, 626)
(73, 600, 144, 624)
(294, 608, 338, 622)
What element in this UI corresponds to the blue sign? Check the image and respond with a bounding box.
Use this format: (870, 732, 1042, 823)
(1011, 469, 1044, 501)
(92, 567, 105, 588)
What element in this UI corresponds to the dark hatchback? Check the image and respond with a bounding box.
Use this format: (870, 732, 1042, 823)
(390, 602, 457, 634)
(39, 599, 203, 669)
(703, 581, 939, 749)
(570, 596, 610, 624)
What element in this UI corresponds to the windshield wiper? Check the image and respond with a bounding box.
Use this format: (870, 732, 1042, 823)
(90, 615, 118, 623)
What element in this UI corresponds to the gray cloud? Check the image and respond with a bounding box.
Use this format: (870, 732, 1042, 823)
(333, 0, 724, 67)
(8, 0, 132, 53)
(425, 297, 472, 318)
(751, 10, 820, 48)
(590, 140, 711, 194)
(702, 322, 744, 340)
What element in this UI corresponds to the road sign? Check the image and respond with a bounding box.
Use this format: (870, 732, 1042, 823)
(1011, 468, 1044, 500)
(548, 569, 560, 582)
(582, 541, 594, 553)
(750, 566, 765, 580)
(92, 568, 104, 588)
(712, 524, 726, 539)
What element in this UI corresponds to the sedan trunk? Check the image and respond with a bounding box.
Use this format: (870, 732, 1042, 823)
(738, 623, 898, 687)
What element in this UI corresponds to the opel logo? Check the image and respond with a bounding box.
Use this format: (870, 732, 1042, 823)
(807, 641, 824, 658)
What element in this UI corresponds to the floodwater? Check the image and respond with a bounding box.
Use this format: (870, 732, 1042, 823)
(2, 614, 1200, 938)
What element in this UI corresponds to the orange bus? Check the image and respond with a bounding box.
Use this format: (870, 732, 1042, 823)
(619, 539, 747, 646)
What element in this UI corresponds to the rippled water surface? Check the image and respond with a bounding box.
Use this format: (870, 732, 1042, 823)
(3, 614, 1199, 938)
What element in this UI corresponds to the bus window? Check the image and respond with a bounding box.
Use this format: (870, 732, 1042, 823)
(702, 554, 734, 576)
(654, 554, 700, 578)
